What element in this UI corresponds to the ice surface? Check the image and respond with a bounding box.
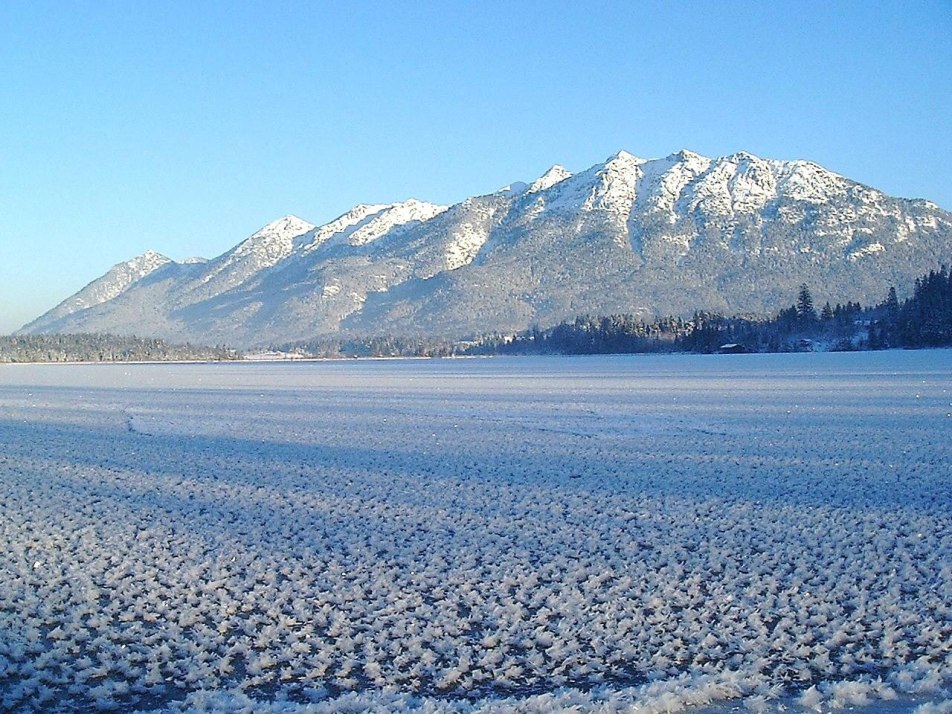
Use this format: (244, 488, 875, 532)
(0, 352, 950, 713)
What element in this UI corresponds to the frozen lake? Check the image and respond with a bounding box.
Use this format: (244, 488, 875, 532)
(1, 352, 950, 713)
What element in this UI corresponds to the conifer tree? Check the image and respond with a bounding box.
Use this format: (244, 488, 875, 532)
(796, 284, 817, 324)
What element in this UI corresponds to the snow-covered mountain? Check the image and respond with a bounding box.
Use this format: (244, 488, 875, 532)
(26, 249, 175, 330)
(20, 149, 952, 346)
(193, 214, 316, 296)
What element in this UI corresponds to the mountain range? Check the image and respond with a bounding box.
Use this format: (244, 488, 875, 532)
(20, 149, 951, 347)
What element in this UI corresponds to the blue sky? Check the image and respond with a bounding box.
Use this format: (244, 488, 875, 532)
(1, 1, 950, 334)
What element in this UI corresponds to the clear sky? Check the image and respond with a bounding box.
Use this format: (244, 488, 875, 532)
(1, 1, 949, 334)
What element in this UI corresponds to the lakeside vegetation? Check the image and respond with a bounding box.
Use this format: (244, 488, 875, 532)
(0, 333, 240, 363)
(278, 264, 952, 358)
(481, 264, 952, 356)
(5, 265, 949, 362)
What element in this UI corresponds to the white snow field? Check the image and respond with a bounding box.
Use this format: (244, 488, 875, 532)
(0, 352, 950, 713)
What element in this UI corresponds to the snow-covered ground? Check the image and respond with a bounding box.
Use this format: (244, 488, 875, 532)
(0, 352, 949, 713)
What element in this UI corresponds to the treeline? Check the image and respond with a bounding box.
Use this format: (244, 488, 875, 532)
(0, 334, 241, 363)
(470, 315, 686, 355)
(273, 264, 952, 358)
(276, 334, 459, 359)
(474, 264, 952, 355)
(11, 266, 946, 364)
(870, 267, 952, 348)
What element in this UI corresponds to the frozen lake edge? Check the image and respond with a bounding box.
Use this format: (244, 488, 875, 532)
(1, 351, 950, 713)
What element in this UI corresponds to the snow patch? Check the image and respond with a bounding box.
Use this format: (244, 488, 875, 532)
(849, 242, 886, 260)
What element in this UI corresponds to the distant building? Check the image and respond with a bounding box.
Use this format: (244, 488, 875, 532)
(718, 343, 748, 354)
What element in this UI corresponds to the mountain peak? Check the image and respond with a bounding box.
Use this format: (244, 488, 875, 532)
(528, 165, 572, 193)
(349, 203, 391, 215)
(129, 250, 172, 269)
(194, 215, 318, 292)
(250, 214, 316, 239)
(17, 248, 174, 332)
(726, 150, 760, 163)
(272, 213, 306, 223)
(608, 149, 640, 162)
(669, 148, 706, 162)
(231, 215, 316, 262)
(396, 197, 444, 212)
(598, 150, 647, 180)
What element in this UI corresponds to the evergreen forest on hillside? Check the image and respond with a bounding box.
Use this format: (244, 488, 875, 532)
(481, 265, 952, 356)
(4, 265, 950, 362)
(279, 264, 952, 358)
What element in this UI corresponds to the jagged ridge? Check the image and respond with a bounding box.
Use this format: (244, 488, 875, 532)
(19, 149, 952, 347)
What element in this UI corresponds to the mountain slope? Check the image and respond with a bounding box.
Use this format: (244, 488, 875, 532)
(22, 250, 176, 334)
(20, 149, 952, 346)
